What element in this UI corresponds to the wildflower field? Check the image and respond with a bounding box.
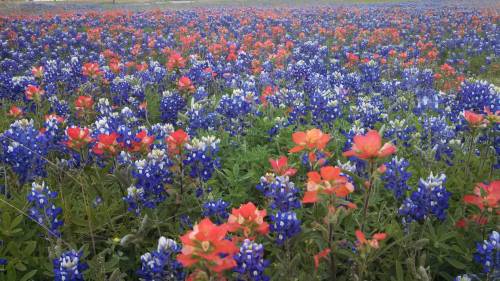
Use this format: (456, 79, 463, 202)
(0, 1, 499, 281)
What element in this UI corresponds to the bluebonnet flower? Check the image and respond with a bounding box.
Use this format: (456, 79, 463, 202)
(27, 181, 63, 237)
(0, 119, 49, 184)
(160, 90, 186, 125)
(454, 274, 478, 281)
(202, 199, 230, 224)
(269, 211, 301, 245)
(234, 239, 270, 281)
(124, 149, 173, 215)
(183, 135, 221, 182)
(186, 100, 217, 135)
(419, 116, 456, 163)
(137, 237, 185, 281)
(53, 250, 88, 281)
(256, 174, 300, 212)
(216, 89, 258, 136)
(399, 173, 451, 225)
(384, 119, 415, 147)
(457, 80, 498, 112)
(382, 157, 411, 200)
(474, 231, 499, 274)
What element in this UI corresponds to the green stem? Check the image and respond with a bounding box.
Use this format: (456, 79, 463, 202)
(361, 161, 375, 231)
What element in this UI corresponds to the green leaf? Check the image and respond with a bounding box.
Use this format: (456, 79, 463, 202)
(23, 241, 37, 256)
(19, 270, 37, 281)
(445, 258, 467, 270)
(396, 261, 404, 281)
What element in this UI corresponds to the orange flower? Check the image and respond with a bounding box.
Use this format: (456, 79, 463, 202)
(75, 95, 94, 111)
(463, 181, 500, 211)
(166, 51, 186, 71)
(92, 132, 121, 156)
(463, 110, 485, 127)
(130, 130, 155, 153)
(355, 229, 387, 249)
(177, 218, 238, 273)
(82, 62, 102, 78)
(8, 105, 22, 118)
(343, 130, 396, 160)
(289, 128, 330, 153)
(303, 166, 354, 203)
(66, 127, 93, 150)
(31, 66, 44, 78)
(25, 85, 44, 101)
(226, 202, 269, 238)
(166, 129, 189, 155)
(178, 76, 195, 93)
(314, 248, 331, 271)
(269, 156, 297, 177)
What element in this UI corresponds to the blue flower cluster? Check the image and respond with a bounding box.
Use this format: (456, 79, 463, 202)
(234, 239, 270, 281)
(53, 250, 88, 281)
(269, 211, 301, 245)
(0, 119, 49, 184)
(216, 89, 258, 136)
(137, 237, 185, 281)
(124, 149, 173, 215)
(202, 198, 230, 224)
(399, 173, 451, 225)
(382, 157, 412, 200)
(256, 174, 301, 212)
(474, 231, 499, 274)
(27, 182, 63, 237)
(160, 90, 186, 125)
(183, 135, 221, 182)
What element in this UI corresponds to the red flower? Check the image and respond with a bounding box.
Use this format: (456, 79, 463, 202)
(289, 128, 330, 153)
(269, 156, 297, 177)
(166, 129, 189, 155)
(463, 180, 500, 211)
(463, 110, 485, 127)
(25, 85, 44, 101)
(92, 132, 121, 156)
(303, 166, 354, 203)
(66, 127, 93, 150)
(75, 95, 94, 111)
(226, 202, 269, 238)
(31, 66, 44, 78)
(8, 105, 22, 118)
(343, 130, 396, 160)
(314, 248, 331, 271)
(130, 130, 155, 153)
(177, 218, 238, 273)
(82, 62, 102, 78)
(178, 76, 195, 93)
(166, 51, 186, 71)
(355, 230, 387, 249)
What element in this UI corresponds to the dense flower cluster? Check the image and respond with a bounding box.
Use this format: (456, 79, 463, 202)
(382, 157, 412, 200)
(137, 237, 185, 281)
(53, 250, 88, 281)
(474, 231, 500, 275)
(183, 135, 221, 182)
(234, 239, 270, 281)
(399, 173, 451, 224)
(269, 211, 301, 245)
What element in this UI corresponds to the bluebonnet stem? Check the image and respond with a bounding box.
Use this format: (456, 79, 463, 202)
(256, 174, 301, 212)
(183, 135, 221, 182)
(202, 198, 230, 224)
(474, 231, 499, 275)
(234, 239, 270, 281)
(137, 237, 185, 281)
(382, 157, 411, 200)
(399, 173, 451, 225)
(53, 250, 88, 281)
(270, 211, 301, 245)
(0, 119, 49, 184)
(27, 181, 63, 237)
